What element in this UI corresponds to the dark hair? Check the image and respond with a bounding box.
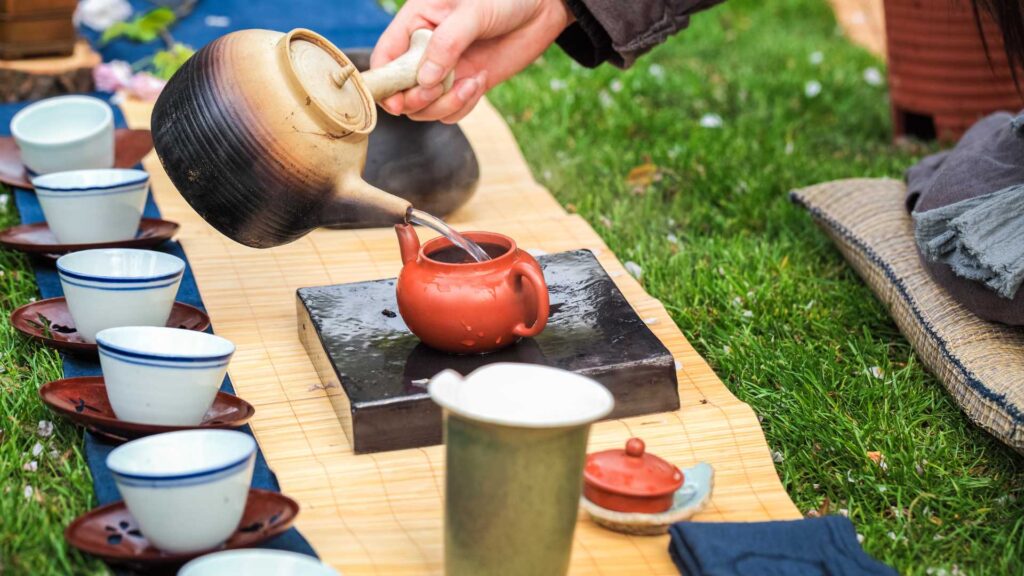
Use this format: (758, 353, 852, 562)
(971, 0, 1024, 84)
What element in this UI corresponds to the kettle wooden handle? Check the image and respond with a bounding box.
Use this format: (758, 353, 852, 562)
(360, 29, 456, 102)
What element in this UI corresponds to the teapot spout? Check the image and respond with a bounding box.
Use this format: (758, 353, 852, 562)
(321, 175, 411, 228)
(395, 223, 421, 264)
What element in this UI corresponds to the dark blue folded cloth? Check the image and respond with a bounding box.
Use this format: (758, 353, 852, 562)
(668, 516, 898, 576)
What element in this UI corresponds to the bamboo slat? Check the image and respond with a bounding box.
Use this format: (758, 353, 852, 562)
(120, 95, 800, 575)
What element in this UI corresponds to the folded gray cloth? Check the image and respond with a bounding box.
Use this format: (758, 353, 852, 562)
(907, 111, 1024, 324)
(906, 111, 1024, 213)
(915, 184, 1024, 299)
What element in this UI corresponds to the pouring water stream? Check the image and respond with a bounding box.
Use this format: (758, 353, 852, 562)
(407, 208, 491, 262)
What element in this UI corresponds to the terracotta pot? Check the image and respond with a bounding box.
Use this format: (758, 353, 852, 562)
(583, 438, 683, 514)
(884, 0, 1024, 142)
(0, 0, 76, 59)
(151, 28, 453, 248)
(394, 224, 550, 354)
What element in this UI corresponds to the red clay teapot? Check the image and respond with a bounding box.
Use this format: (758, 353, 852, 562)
(394, 224, 550, 354)
(151, 28, 452, 248)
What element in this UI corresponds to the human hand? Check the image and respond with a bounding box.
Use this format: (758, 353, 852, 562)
(370, 0, 574, 123)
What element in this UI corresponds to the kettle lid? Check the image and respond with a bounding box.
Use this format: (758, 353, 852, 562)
(283, 29, 375, 135)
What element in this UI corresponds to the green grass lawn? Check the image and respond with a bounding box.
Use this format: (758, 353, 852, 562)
(486, 0, 1024, 573)
(1, 0, 1022, 573)
(0, 199, 105, 574)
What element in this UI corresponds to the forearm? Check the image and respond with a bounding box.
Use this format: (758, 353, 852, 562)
(557, 0, 726, 67)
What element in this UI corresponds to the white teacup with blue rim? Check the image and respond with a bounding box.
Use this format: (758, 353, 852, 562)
(10, 95, 115, 175)
(56, 248, 184, 343)
(31, 169, 150, 245)
(107, 429, 256, 554)
(97, 326, 235, 426)
(178, 549, 341, 576)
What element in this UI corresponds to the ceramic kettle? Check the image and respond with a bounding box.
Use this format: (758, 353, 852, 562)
(151, 28, 453, 248)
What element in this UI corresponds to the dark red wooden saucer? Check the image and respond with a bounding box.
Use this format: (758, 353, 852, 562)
(40, 376, 255, 443)
(10, 297, 210, 354)
(0, 128, 154, 190)
(0, 218, 179, 257)
(65, 489, 299, 568)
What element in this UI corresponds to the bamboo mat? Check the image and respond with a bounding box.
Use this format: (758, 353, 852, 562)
(121, 97, 800, 575)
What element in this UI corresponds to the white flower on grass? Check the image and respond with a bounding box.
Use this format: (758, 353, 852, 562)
(204, 15, 231, 28)
(804, 80, 822, 98)
(23, 485, 33, 500)
(624, 261, 643, 280)
(863, 67, 884, 86)
(75, 0, 132, 32)
(804, 300, 816, 310)
(666, 233, 679, 244)
(37, 420, 53, 438)
(23, 460, 37, 472)
(31, 442, 43, 457)
(609, 79, 623, 93)
(887, 531, 897, 541)
(648, 64, 666, 79)
(809, 51, 824, 65)
(549, 78, 567, 92)
(598, 90, 613, 109)
(856, 533, 865, 544)
(785, 141, 795, 155)
(667, 145, 683, 160)
(717, 266, 726, 276)
(742, 310, 754, 318)
(731, 296, 743, 306)
(772, 450, 784, 463)
(869, 366, 885, 380)
(699, 113, 723, 128)
(723, 345, 731, 354)
(839, 508, 849, 517)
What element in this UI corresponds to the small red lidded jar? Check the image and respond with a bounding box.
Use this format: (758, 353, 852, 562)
(583, 438, 684, 514)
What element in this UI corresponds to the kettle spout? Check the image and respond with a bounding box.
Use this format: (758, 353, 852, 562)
(321, 175, 412, 228)
(395, 223, 421, 264)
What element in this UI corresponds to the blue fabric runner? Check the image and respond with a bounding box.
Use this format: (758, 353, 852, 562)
(79, 0, 392, 61)
(5, 97, 317, 560)
(7, 0, 394, 564)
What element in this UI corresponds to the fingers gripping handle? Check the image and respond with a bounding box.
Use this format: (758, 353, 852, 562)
(360, 29, 456, 102)
(511, 262, 550, 338)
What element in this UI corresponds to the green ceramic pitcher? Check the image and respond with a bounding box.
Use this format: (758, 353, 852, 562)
(429, 363, 615, 576)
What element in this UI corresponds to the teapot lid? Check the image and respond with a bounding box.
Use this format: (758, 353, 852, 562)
(282, 29, 375, 136)
(583, 438, 683, 497)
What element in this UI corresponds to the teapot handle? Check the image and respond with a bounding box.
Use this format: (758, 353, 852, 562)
(511, 261, 550, 338)
(360, 29, 456, 102)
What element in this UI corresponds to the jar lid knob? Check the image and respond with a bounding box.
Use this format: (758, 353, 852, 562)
(625, 438, 645, 457)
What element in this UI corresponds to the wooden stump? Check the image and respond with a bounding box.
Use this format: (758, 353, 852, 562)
(0, 41, 100, 102)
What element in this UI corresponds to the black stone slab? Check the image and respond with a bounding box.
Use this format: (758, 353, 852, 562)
(297, 250, 679, 454)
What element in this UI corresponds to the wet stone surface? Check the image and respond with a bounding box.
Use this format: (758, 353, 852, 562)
(297, 249, 679, 453)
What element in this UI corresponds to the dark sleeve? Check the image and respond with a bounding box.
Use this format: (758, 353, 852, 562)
(556, 0, 726, 68)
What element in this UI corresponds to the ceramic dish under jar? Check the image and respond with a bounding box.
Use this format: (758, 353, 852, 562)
(583, 438, 684, 514)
